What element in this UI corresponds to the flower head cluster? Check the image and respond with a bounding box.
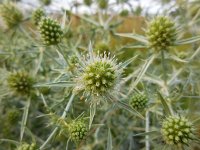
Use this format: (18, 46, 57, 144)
(38, 17, 63, 45)
(68, 119, 88, 143)
(7, 71, 35, 96)
(32, 8, 45, 26)
(129, 94, 148, 110)
(0, 3, 23, 28)
(16, 143, 37, 150)
(161, 115, 194, 146)
(74, 52, 123, 99)
(146, 16, 176, 51)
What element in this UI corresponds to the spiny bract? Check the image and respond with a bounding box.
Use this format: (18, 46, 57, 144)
(146, 16, 176, 51)
(16, 143, 37, 150)
(161, 115, 194, 146)
(129, 94, 148, 110)
(75, 52, 120, 97)
(68, 120, 88, 143)
(38, 17, 63, 45)
(0, 3, 23, 28)
(32, 8, 45, 26)
(7, 71, 35, 96)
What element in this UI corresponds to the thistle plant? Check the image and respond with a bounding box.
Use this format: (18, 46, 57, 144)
(161, 115, 194, 146)
(68, 119, 88, 143)
(38, 17, 63, 45)
(129, 94, 148, 110)
(16, 143, 37, 150)
(7, 71, 35, 96)
(146, 16, 177, 51)
(0, 2, 23, 29)
(32, 8, 45, 26)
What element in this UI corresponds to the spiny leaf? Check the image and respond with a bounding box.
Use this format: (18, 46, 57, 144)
(175, 35, 200, 45)
(133, 130, 159, 137)
(115, 33, 148, 44)
(34, 81, 75, 87)
(106, 128, 112, 150)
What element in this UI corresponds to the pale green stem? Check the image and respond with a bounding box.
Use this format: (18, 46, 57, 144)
(145, 110, 150, 150)
(161, 50, 167, 85)
(39, 94, 75, 150)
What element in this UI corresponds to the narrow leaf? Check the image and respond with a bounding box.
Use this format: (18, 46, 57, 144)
(106, 128, 112, 150)
(34, 81, 75, 88)
(118, 55, 138, 69)
(175, 36, 200, 45)
(133, 130, 159, 137)
(115, 33, 148, 44)
(89, 103, 96, 129)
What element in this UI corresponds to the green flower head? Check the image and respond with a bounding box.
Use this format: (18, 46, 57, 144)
(161, 115, 194, 146)
(68, 120, 88, 143)
(38, 17, 63, 45)
(0, 3, 23, 28)
(146, 16, 177, 51)
(32, 8, 45, 26)
(129, 94, 148, 110)
(84, 0, 93, 6)
(98, 0, 108, 9)
(16, 143, 37, 150)
(7, 71, 35, 96)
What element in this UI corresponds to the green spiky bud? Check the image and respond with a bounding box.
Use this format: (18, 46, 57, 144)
(32, 8, 45, 26)
(161, 115, 194, 145)
(16, 143, 37, 150)
(38, 17, 63, 45)
(120, 9, 129, 17)
(0, 3, 23, 28)
(129, 94, 148, 110)
(98, 0, 108, 9)
(146, 16, 176, 51)
(40, 0, 51, 6)
(7, 71, 35, 96)
(82, 57, 117, 96)
(94, 42, 110, 54)
(84, 0, 93, 6)
(6, 109, 20, 124)
(68, 120, 88, 143)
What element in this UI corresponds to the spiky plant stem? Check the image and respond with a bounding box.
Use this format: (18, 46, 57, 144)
(145, 110, 150, 150)
(161, 50, 167, 86)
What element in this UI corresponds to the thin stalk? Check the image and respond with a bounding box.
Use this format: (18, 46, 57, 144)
(145, 110, 150, 150)
(161, 50, 167, 85)
(39, 94, 75, 150)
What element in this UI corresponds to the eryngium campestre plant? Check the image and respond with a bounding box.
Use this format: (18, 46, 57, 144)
(0, 2, 23, 28)
(146, 16, 176, 51)
(16, 143, 37, 150)
(68, 120, 88, 143)
(129, 94, 148, 110)
(74, 52, 122, 100)
(32, 8, 45, 26)
(38, 17, 63, 45)
(161, 115, 194, 146)
(7, 71, 35, 96)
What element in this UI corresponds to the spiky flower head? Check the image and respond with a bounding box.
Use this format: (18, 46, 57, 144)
(68, 120, 88, 143)
(129, 94, 148, 110)
(74, 51, 123, 102)
(84, 0, 93, 6)
(38, 17, 63, 45)
(16, 143, 37, 150)
(6, 109, 20, 124)
(7, 71, 35, 96)
(32, 8, 45, 26)
(146, 16, 176, 51)
(98, 0, 108, 9)
(94, 42, 110, 54)
(0, 3, 23, 28)
(161, 115, 194, 146)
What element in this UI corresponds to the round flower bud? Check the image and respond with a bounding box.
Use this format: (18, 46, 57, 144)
(6, 109, 20, 124)
(81, 56, 117, 96)
(0, 3, 23, 28)
(120, 9, 129, 17)
(68, 120, 88, 143)
(98, 0, 108, 10)
(32, 8, 45, 26)
(16, 143, 37, 150)
(38, 17, 63, 45)
(129, 94, 148, 110)
(40, 0, 51, 6)
(94, 42, 110, 54)
(161, 115, 194, 145)
(7, 71, 35, 96)
(84, 0, 93, 6)
(146, 16, 176, 51)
